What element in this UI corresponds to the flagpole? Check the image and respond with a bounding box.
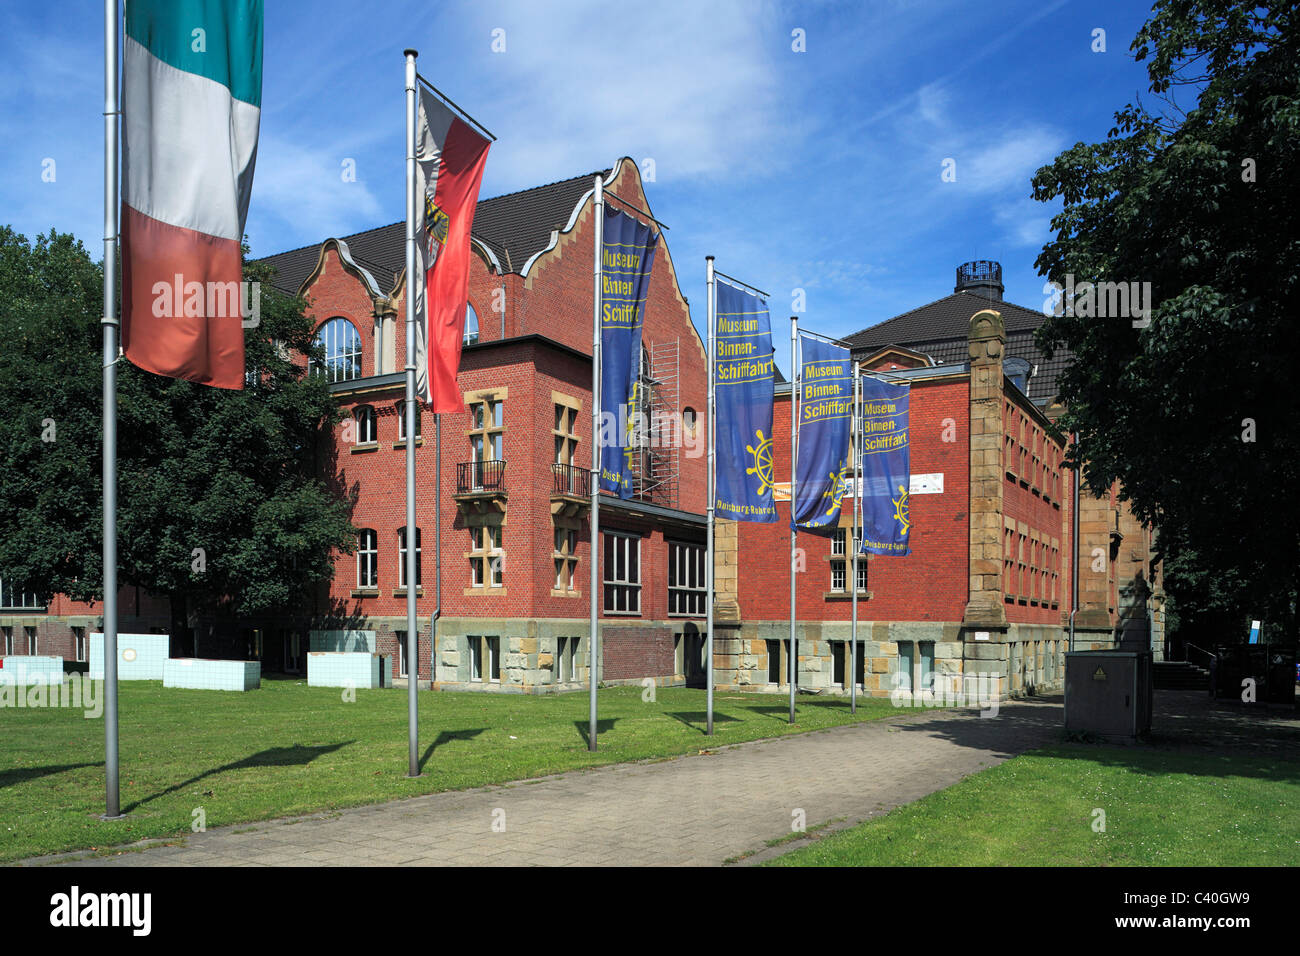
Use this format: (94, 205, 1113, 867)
(788, 317, 798, 724)
(101, 0, 123, 820)
(850, 361, 860, 715)
(588, 173, 603, 753)
(403, 48, 421, 777)
(705, 256, 716, 736)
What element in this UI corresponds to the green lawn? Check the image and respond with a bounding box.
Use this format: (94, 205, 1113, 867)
(766, 745, 1300, 866)
(0, 679, 897, 863)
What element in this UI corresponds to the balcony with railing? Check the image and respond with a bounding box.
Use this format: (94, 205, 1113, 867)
(550, 462, 591, 518)
(454, 459, 507, 514)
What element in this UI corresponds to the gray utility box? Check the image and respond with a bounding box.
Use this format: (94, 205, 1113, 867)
(1065, 650, 1153, 741)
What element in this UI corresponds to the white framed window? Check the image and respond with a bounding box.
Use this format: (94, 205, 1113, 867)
(73, 626, 86, 662)
(395, 399, 421, 441)
(357, 529, 378, 588)
(556, 637, 569, 682)
(469, 396, 505, 464)
(467, 636, 500, 682)
(353, 405, 377, 445)
(830, 529, 866, 593)
(315, 317, 362, 382)
(464, 302, 480, 345)
(668, 541, 706, 616)
(554, 526, 579, 592)
(603, 531, 641, 614)
(396, 630, 409, 679)
(398, 527, 422, 589)
(2, 626, 13, 655)
(469, 525, 503, 588)
(26, 626, 37, 655)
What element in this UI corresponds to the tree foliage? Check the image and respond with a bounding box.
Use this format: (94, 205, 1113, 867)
(0, 227, 356, 620)
(1032, 1, 1299, 642)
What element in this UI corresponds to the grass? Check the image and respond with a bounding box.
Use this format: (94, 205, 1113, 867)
(765, 744, 1300, 866)
(0, 678, 900, 863)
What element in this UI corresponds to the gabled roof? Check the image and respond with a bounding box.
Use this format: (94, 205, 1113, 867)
(845, 290, 1073, 407)
(255, 170, 610, 297)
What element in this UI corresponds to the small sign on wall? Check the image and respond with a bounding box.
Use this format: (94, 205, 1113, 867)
(910, 473, 944, 495)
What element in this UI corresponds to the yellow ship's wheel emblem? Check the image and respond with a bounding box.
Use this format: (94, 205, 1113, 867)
(745, 430, 774, 495)
(821, 464, 849, 516)
(892, 484, 911, 535)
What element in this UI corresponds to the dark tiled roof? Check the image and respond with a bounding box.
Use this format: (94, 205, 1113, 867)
(255, 170, 609, 297)
(846, 290, 1074, 406)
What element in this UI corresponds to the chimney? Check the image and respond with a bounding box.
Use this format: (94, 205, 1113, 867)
(955, 260, 1003, 301)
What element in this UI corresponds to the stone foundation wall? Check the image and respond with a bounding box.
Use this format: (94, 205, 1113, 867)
(717, 619, 1073, 701)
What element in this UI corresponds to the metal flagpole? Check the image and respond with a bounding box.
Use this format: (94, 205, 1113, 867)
(434, 411, 441, 677)
(101, 0, 123, 820)
(588, 174, 603, 752)
(705, 257, 716, 735)
(788, 316, 798, 724)
(850, 361, 860, 715)
(403, 49, 421, 777)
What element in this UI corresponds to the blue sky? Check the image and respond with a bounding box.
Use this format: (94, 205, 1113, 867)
(1, 0, 1158, 374)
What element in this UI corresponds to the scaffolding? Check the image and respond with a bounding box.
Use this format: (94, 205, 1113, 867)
(628, 338, 681, 508)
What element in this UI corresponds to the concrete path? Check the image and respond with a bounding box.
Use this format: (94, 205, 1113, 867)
(36, 696, 1065, 867)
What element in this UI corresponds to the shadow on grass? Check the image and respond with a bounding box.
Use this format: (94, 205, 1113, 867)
(574, 718, 617, 747)
(419, 728, 487, 772)
(124, 742, 354, 813)
(665, 711, 741, 734)
(0, 762, 101, 789)
(884, 691, 1300, 778)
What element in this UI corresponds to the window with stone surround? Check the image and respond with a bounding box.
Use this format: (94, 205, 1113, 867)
(1003, 521, 1016, 602)
(467, 635, 500, 682)
(553, 397, 580, 466)
(2, 626, 11, 655)
(830, 528, 867, 593)
(556, 636, 580, 682)
(469, 393, 504, 465)
(469, 525, 504, 588)
(554, 525, 579, 594)
(26, 626, 37, 655)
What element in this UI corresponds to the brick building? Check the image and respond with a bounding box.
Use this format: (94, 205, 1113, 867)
(717, 261, 1163, 699)
(2, 174, 1159, 703)
(255, 156, 710, 691)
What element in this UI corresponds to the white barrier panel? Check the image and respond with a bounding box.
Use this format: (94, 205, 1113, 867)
(90, 633, 171, 680)
(163, 658, 261, 691)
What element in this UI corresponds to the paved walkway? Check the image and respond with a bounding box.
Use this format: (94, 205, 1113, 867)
(38, 697, 1065, 867)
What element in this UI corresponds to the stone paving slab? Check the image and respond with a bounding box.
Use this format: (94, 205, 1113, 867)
(28, 696, 1066, 867)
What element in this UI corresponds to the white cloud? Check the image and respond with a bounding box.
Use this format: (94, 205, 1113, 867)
(458, 0, 800, 188)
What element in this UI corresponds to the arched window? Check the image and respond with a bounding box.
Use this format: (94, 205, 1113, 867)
(463, 302, 480, 346)
(315, 317, 361, 382)
(398, 527, 422, 588)
(354, 405, 376, 444)
(394, 400, 421, 441)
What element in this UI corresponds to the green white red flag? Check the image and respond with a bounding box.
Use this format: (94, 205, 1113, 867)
(120, 0, 263, 389)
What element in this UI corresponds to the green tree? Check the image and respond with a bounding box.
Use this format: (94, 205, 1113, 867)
(1031, 1, 1300, 645)
(0, 227, 356, 639)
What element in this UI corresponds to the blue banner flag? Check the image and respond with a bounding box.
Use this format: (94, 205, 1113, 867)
(793, 333, 852, 534)
(858, 376, 911, 556)
(714, 280, 777, 522)
(599, 207, 658, 498)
